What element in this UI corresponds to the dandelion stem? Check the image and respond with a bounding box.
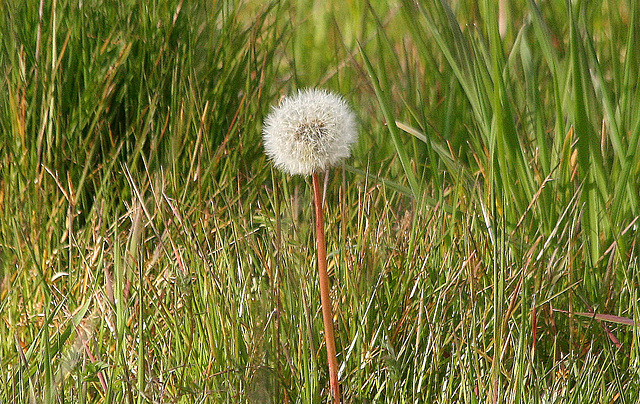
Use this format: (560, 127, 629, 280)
(312, 172, 341, 404)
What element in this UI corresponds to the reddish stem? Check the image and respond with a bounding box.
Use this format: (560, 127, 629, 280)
(312, 172, 341, 404)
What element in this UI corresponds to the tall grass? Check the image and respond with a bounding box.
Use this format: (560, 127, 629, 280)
(359, 0, 640, 401)
(1, 0, 285, 402)
(1, 0, 639, 403)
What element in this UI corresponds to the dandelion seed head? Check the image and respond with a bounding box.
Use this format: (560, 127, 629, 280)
(262, 88, 358, 176)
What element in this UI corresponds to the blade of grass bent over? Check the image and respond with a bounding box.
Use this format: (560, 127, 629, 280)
(358, 41, 421, 200)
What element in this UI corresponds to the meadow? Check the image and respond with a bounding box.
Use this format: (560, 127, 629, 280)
(1, 0, 639, 402)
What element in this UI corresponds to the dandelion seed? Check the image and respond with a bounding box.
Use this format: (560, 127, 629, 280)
(262, 88, 358, 404)
(262, 88, 358, 176)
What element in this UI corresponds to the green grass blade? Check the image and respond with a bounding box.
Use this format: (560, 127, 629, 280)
(357, 41, 421, 200)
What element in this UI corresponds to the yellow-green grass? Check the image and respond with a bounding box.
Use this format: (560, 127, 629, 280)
(1, 0, 639, 402)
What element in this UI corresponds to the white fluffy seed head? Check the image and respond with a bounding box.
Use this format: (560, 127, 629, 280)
(262, 88, 358, 176)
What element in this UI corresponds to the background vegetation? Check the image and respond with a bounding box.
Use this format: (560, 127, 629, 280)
(1, 0, 639, 402)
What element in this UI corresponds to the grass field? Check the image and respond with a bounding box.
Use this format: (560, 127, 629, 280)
(1, 0, 640, 403)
